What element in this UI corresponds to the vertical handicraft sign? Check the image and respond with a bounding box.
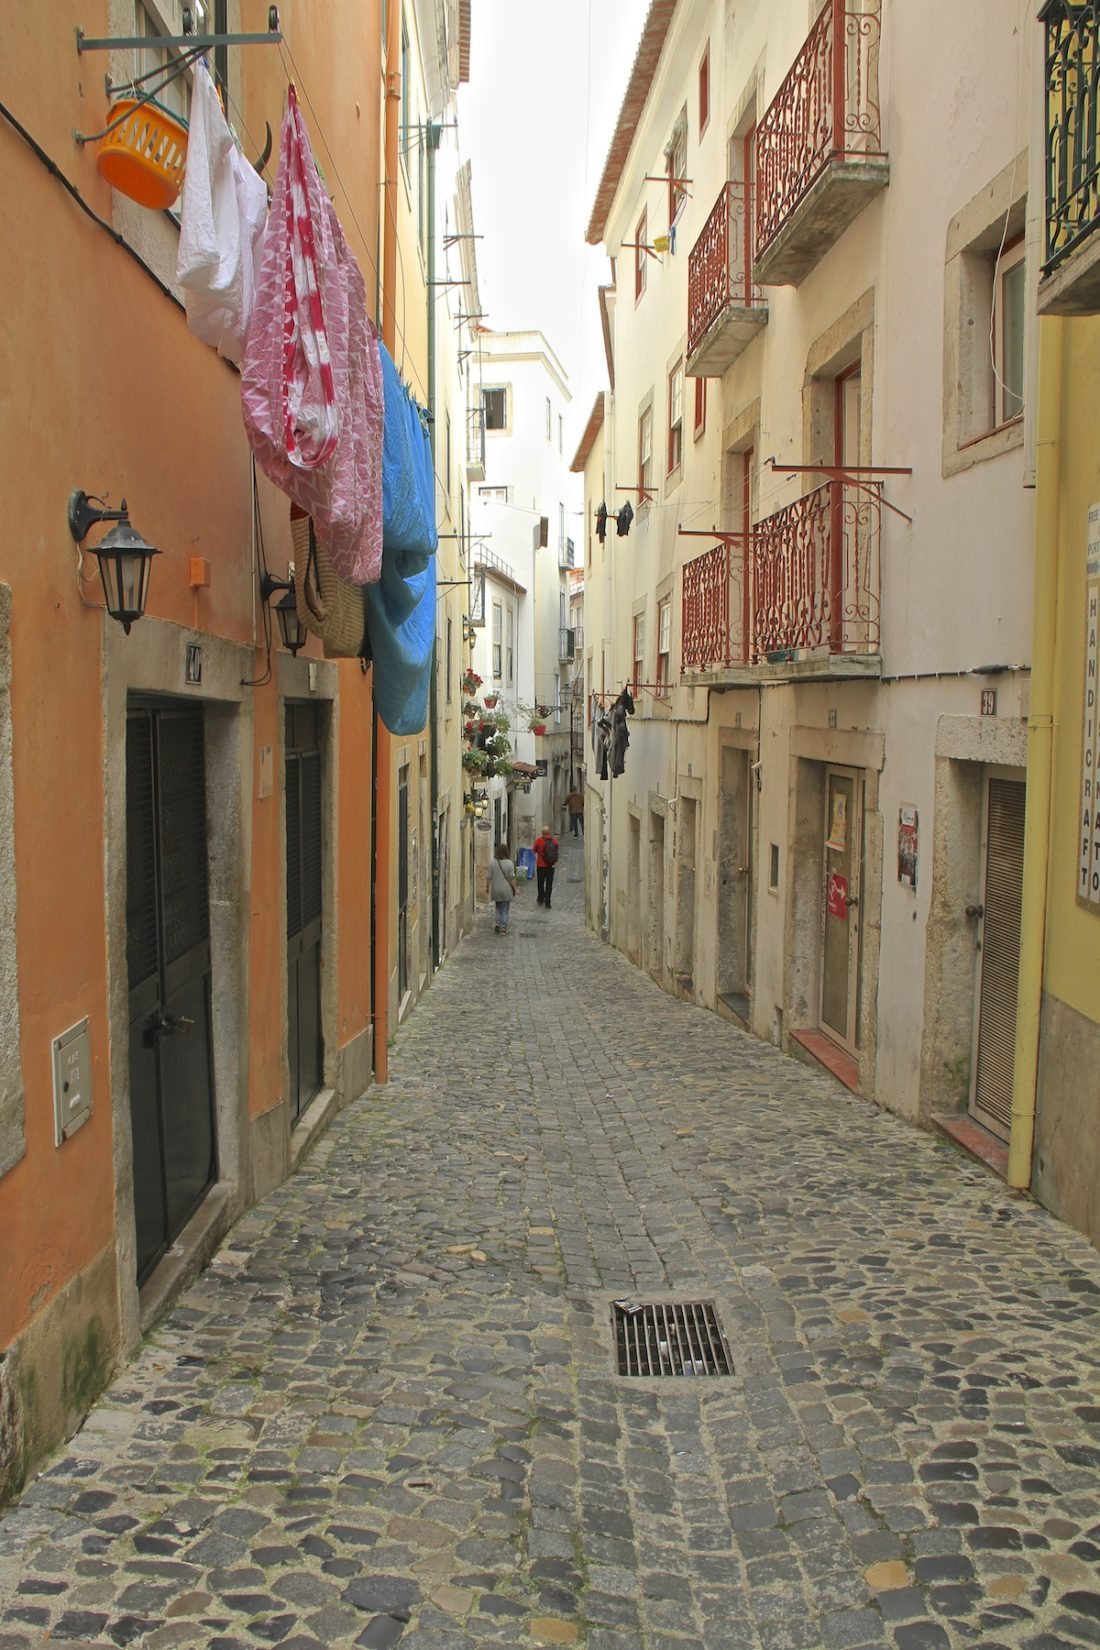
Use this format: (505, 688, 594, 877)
(1080, 505, 1100, 911)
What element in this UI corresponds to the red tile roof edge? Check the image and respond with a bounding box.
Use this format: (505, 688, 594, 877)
(570, 392, 606, 473)
(585, 0, 679, 246)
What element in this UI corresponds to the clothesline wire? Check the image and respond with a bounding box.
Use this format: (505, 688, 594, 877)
(276, 37, 432, 408)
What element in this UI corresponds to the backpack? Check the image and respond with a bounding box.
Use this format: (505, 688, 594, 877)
(542, 837, 559, 867)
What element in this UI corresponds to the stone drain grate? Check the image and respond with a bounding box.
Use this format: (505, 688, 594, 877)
(613, 1298, 734, 1377)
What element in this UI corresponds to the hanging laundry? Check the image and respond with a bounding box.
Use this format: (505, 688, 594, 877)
(366, 345, 438, 733)
(176, 64, 267, 364)
(595, 713, 611, 781)
(616, 500, 634, 537)
(609, 688, 634, 778)
(242, 86, 384, 585)
(365, 549, 437, 735)
(379, 342, 437, 561)
(595, 502, 608, 544)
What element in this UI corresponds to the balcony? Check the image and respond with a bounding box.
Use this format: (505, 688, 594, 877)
(681, 480, 881, 680)
(1038, 0, 1100, 314)
(753, 0, 888, 288)
(467, 405, 486, 481)
(558, 537, 575, 570)
(686, 183, 767, 377)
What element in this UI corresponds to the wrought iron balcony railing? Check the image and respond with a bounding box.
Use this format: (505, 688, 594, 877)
(1042, 0, 1100, 276)
(681, 540, 748, 671)
(754, 0, 886, 274)
(751, 480, 880, 659)
(680, 480, 881, 671)
(687, 182, 764, 358)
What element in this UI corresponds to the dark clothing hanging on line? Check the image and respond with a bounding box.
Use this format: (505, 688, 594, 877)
(595, 502, 608, 543)
(616, 500, 634, 537)
(609, 688, 634, 778)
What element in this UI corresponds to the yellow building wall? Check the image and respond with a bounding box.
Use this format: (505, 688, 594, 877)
(1031, 314, 1100, 1246)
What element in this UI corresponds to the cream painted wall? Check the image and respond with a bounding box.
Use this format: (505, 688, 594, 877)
(587, 0, 1038, 1126)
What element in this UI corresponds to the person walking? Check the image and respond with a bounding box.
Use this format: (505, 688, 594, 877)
(564, 785, 584, 836)
(533, 824, 559, 909)
(489, 841, 518, 934)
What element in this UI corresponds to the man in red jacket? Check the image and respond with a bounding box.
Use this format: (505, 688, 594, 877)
(533, 825, 559, 909)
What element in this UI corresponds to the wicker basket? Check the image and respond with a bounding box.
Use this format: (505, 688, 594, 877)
(96, 97, 189, 210)
(292, 512, 367, 660)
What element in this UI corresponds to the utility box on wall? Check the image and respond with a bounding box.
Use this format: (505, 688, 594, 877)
(52, 1017, 92, 1145)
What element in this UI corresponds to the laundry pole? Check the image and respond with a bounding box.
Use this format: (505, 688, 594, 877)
(373, 0, 402, 1085)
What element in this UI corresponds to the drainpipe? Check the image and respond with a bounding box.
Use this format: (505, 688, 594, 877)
(1007, 314, 1063, 1189)
(427, 119, 442, 971)
(373, 0, 402, 1085)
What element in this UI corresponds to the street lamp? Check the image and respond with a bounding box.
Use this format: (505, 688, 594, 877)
(68, 491, 161, 633)
(260, 570, 308, 655)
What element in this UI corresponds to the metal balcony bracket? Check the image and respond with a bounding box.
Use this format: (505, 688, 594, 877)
(77, 7, 282, 51)
(616, 484, 658, 505)
(678, 527, 752, 544)
(766, 460, 914, 524)
(620, 241, 664, 263)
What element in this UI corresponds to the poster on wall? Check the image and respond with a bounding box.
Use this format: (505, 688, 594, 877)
(898, 805, 919, 889)
(826, 792, 848, 853)
(1079, 504, 1100, 911)
(827, 872, 848, 919)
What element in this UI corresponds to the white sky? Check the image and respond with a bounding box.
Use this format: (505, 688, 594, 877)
(458, 0, 651, 453)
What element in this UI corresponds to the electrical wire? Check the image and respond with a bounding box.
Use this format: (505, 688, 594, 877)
(0, 95, 185, 314)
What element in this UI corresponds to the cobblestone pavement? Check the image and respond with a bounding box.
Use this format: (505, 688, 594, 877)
(2, 838, 1100, 1650)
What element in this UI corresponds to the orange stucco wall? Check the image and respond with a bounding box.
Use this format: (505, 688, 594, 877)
(0, 0, 383, 1348)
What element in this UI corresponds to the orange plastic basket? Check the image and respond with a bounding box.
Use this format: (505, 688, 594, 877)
(95, 97, 189, 210)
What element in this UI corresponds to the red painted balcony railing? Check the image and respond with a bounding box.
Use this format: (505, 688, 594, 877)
(681, 540, 749, 671)
(688, 182, 761, 356)
(751, 480, 880, 659)
(680, 481, 881, 671)
(755, 0, 884, 259)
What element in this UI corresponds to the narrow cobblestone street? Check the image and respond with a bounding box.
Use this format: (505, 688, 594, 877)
(1, 838, 1099, 1650)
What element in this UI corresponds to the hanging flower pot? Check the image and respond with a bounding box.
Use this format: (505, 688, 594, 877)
(95, 96, 189, 210)
(483, 693, 499, 708)
(462, 670, 483, 695)
(531, 723, 547, 736)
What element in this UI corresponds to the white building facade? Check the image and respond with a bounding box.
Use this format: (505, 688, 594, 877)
(466, 330, 581, 870)
(583, 0, 1038, 1155)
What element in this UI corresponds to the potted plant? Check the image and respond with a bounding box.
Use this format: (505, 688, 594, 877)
(461, 670, 483, 696)
(462, 748, 488, 774)
(518, 701, 549, 734)
(461, 698, 480, 718)
(483, 691, 500, 709)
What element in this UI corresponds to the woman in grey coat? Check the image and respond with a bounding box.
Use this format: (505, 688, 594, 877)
(490, 841, 518, 933)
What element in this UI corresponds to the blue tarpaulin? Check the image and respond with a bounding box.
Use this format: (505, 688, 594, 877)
(367, 344, 438, 735)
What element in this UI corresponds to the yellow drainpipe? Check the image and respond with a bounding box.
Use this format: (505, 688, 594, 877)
(1007, 314, 1063, 1187)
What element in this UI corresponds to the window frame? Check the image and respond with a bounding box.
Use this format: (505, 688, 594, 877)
(483, 386, 508, 432)
(699, 41, 711, 137)
(639, 404, 653, 502)
(693, 376, 707, 441)
(667, 112, 688, 230)
(667, 359, 684, 476)
(632, 612, 646, 693)
(656, 597, 672, 697)
(994, 235, 1026, 429)
(635, 208, 648, 303)
(506, 606, 514, 685)
(492, 600, 503, 679)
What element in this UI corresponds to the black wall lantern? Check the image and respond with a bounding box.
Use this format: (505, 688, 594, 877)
(68, 491, 161, 633)
(259, 570, 307, 655)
